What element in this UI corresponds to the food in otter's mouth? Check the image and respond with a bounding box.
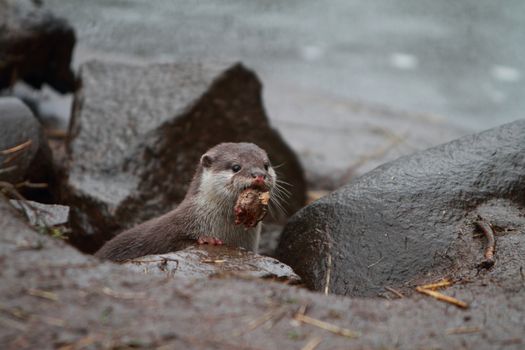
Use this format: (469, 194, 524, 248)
(234, 188, 270, 228)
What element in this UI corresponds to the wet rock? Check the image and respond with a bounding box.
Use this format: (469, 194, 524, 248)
(2, 82, 74, 130)
(9, 200, 69, 227)
(123, 245, 300, 283)
(454, 198, 525, 290)
(0, 0, 76, 93)
(64, 61, 306, 253)
(277, 120, 525, 296)
(0, 97, 54, 197)
(1, 196, 525, 349)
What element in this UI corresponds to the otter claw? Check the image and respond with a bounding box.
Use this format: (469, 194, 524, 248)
(197, 236, 224, 245)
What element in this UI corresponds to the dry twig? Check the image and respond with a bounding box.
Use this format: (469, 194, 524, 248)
(202, 259, 226, 264)
(419, 279, 452, 290)
(101, 287, 146, 300)
(294, 313, 360, 338)
(27, 288, 59, 301)
(0, 165, 17, 175)
(15, 181, 48, 189)
(2, 153, 19, 165)
(294, 305, 360, 339)
(445, 326, 481, 335)
(474, 217, 495, 268)
(367, 256, 384, 268)
(0, 139, 32, 155)
(415, 286, 468, 309)
(315, 227, 333, 295)
(324, 252, 332, 295)
(384, 286, 404, 298)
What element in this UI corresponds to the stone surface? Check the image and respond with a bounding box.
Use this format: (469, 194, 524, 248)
(1, 197, 524, 349)
(2, 82, 74, 130)
(277, 120, 525, 296)
(123, 245, 300, 283)
(64, 61, 306, 253)
(0, 97, 54, 196)
(0, 0, 76, 93)
(9, 200, 69, 227)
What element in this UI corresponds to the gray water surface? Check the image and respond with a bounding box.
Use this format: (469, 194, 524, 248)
(46, 0, 525, 131)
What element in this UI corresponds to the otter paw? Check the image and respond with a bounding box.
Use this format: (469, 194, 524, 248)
(197, 236, 224, 245)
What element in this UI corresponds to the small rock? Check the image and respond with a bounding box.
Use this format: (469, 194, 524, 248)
(9, 200, 69, 227)
(0, 97, 54, 193)
(63, 61, 306, 253)
(123, 245, 300, 283)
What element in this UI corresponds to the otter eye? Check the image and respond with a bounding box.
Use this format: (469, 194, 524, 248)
(231, 164, 241, 173)
(264, 163, 269, 171)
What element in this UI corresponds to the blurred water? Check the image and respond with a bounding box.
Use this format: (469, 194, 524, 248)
(46, 0, 525, 130)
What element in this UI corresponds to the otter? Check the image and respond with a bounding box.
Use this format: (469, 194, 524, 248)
(95, 142, 278, 262)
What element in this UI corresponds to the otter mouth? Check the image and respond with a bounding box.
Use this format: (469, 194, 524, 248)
(241, 182, 269, 192)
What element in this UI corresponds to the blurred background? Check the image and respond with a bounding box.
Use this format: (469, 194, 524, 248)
(4, 0, 525, 189)
(43, 0, 524, 131)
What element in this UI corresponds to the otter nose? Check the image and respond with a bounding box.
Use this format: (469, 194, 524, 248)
(251, 171, 266, 183)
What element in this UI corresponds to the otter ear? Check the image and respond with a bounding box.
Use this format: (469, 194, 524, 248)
(201, 154, 213, 168)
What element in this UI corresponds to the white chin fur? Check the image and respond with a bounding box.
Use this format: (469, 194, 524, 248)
(194, 168, 261, 251)
(269, 167, 277, 187)
(199, 169, 236, 203)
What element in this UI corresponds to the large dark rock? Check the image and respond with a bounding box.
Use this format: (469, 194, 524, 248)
(2, 194, 525, 349)
(64, 61, 306, 253)
(277, 120, 525, 296)
(0, 97, 55, 198)
(0, 0, 76, 93)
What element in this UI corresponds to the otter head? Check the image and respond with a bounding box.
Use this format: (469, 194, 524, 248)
(198, 142, 276, 202)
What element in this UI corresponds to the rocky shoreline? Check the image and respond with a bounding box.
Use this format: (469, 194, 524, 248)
(1, 1, 524, 349)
